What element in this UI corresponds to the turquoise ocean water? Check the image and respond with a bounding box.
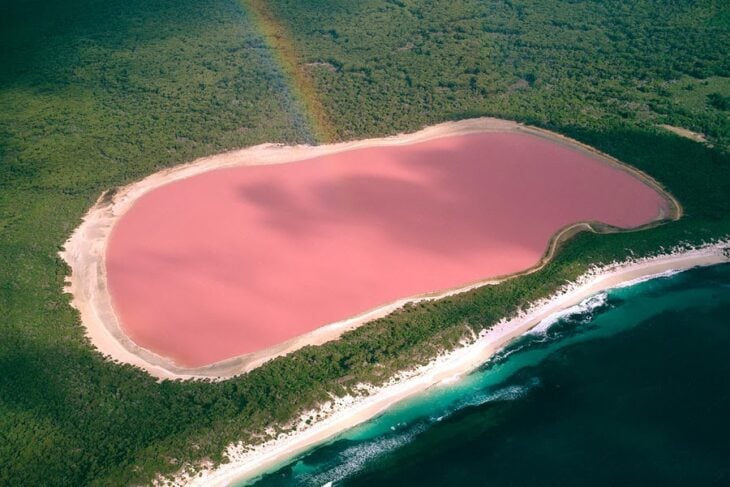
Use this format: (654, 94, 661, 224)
(246, 263, 730, 486)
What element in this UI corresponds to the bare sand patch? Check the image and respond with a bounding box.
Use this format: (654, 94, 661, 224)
(660, 124, 709, 144)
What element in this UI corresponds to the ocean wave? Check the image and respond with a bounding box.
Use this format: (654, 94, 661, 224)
(488, 341, 533, 363)
(430, 377, 540, 424)
(304, 378, 540, 485)
(304, 423, 428, 486)
(612, 268, 683, 289)
(461, 381, 536, 407)
(528, 292, 609, 336)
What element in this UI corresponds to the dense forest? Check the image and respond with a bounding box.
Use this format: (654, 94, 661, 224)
(262, 0, 729, 146)
(1, 0, 728, 485)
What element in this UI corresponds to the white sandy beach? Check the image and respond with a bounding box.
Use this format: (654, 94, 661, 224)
(158, 242, 728, 487)
(60, 117, 680, 380)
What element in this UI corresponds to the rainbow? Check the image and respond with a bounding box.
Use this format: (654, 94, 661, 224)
(243, 0, 336, 143)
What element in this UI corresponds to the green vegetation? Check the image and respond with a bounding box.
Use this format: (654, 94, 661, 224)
(666, 75, 730, 117)
(246, 0, 338, 141)
(1, 0, 728, 485)
(266, 0, 730, 147)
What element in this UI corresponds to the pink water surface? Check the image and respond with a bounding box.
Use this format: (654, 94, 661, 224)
(106, 132, 669, 367)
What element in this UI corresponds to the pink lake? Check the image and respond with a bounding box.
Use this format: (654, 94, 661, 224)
(106, 132, 669, 367)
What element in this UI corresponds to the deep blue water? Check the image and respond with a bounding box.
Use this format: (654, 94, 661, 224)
(247, 263, 730, 486)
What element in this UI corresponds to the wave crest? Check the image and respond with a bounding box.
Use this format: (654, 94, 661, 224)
(528, 292, 609, 335)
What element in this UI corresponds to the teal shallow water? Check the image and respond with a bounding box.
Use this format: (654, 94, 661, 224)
(246, 263, 730, 486)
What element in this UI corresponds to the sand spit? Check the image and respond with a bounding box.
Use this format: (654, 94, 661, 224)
(60, 117, 680, 380)
(158, 242, 729, 487)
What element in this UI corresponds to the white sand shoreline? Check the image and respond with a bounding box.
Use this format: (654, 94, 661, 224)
(163, 242, 728, 487)
(60, 117, 680, 380)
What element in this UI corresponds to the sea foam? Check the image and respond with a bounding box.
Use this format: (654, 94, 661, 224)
(528, 292, 609, 335)
(305, 423, 428, 486)
(613, 268, 683, 289)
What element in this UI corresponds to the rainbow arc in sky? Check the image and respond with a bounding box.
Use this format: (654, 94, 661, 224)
(244, 0, 336, 144)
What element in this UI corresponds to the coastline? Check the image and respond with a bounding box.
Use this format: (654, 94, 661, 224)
(59, 117, 680, 380)
(163, 242, 729, 487)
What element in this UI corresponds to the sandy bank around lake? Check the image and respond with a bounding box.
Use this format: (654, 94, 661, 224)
(60, 117, 680, 380)
(162, 242, 729, 487)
